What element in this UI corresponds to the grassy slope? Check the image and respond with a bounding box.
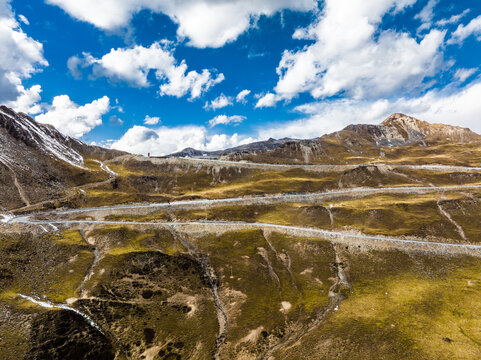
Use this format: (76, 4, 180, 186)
(277, 250, 481, 360)
(2, 227, 481, 359)
(104, 189, 481, 244)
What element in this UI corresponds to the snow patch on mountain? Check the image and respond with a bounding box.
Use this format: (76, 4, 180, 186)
(0, 108, 85, 168)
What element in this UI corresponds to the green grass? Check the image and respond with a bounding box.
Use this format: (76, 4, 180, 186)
(277, 250, 481, 359)
(0, 231, 95, 303)
(190, 230, 336, 358)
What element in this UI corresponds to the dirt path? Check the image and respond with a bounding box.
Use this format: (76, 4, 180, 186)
(78, 230, 101, 298)
(10, 217, 481, 257)
(29, 183, 481, 219)
(12, 160, 118, 213)
(0, 157, 30, 206)
(262, 247, 352, 359)
(437, 198, 467, 241)
(142, 155, 481, 173)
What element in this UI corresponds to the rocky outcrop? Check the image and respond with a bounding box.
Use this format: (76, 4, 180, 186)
(344, 113, 481, 146)
(225, 113, 481, 164)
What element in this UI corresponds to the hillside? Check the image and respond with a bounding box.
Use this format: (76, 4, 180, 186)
(0, 106, 125, 210)
(225, 113, 481, 164)
(2, 109, 481, 360)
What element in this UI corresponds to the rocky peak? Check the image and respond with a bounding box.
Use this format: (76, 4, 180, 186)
(343, 113, 480, 147)
(381, 113, 480, 144)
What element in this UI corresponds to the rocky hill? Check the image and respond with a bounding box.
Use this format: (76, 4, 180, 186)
(226, 113, 481, 164)
(0, 106, 124, 210)
(2, 108, 480, 211)
(345, 113, 480, 146)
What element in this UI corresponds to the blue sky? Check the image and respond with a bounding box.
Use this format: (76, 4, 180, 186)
(2, 0, 481, 155)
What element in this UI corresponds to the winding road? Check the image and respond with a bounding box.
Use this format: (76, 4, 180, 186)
(9, 219, 481, 256)
(5, 159, 481, 358)
(10, 183, 481, 219)
(148, 156, 481, 172)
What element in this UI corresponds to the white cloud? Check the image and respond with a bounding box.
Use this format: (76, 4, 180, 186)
(415, 0, 438, 32)
(5, 84, 42, 114)
(269, 0, 445, 103)
(67, 55, 84, 79)
(144, 115, 161, 125)
(36, 95, 110, 138)
(454, 68, 477, 82)
(0, 0, 47, 103)
(109, 115, 124, 125)
(111, 124, 253, 155)
(257, 80, 481, 140)
(208, 114, 245, 128)
(236, 89, 251, 103)
(255, 92, 281, 108)
(46, 0, 317, 48)
(436, 9, 470, 27)
(18, 14, 29, 25)
(204, 94, 233, 110)
(111, 80, 481, 155)
(448, 15, 481, 44)
(69, 42, 224, 99)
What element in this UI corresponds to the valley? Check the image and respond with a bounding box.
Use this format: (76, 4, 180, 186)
(2, 109, 481, 359)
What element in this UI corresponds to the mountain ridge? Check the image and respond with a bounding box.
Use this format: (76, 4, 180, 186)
(168, 113, 480, 160)
(0, 105, 125, 210)
(223, 113, 481, 164)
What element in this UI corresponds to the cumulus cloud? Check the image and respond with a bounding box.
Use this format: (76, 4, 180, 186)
(208, 114, 245, 128)
(262, 0, 445, 106)
(257, 80, 481, 140)
(204, 94, 233, 110)
(448, 15, 481, 44)
(46, 0, 317, 48)
(36, 95, 110, 137)
(255, 92, 281, 108)
(415, 0, 438, 32)
(5, 84, 43, 114)
(0, 0, 47, 103)
(111, 124, 253, 155)
(236, 89, 251, 103)
(144, 115, 161, 125)
(69, 42, 224, 99)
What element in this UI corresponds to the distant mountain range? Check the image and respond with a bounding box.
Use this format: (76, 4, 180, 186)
(1, 105, 480, 209)
(168, 137, 296, 158)
(221, 113, 481, 164)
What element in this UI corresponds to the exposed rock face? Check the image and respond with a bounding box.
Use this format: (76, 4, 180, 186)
(345, 113, 481, 146)
(225, 113, 481, 164)
(0, 106, 85, 167)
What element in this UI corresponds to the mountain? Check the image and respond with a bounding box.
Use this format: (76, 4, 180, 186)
(2, 108, 480, 211)
(0, 105, 124, 210)
(168, 137, 295, 158)
(4, 109, 481, 359)
(344, 113, 480, 146)
(225, 113, 481, 164)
